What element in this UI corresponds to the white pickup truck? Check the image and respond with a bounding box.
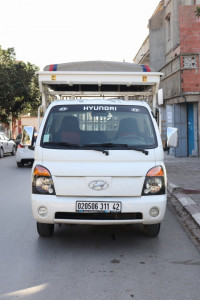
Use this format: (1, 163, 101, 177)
(22, 61, 177, 237)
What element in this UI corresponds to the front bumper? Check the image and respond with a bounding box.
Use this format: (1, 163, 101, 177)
(32, 194, 167, 225)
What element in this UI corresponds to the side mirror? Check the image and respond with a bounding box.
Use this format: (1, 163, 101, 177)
(21, 126, 34, 146)
(167, 127, 178, 148)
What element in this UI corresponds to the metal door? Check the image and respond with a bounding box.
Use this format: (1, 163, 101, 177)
(187, 103, 198, 156)
(174, 103, 187, 157)
(188, 103, 194, 156)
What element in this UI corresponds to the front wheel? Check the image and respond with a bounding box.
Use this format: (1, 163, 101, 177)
(0, 147, 3, 158)
(17, 161, 24, 167)
(37, 222, 54, 237)
(143, 223, 160, 237)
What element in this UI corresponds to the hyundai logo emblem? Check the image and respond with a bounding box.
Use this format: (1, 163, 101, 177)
(88, 180, 109, 191)
(131, 108, 140, 112)
(58, 107, 68, 111)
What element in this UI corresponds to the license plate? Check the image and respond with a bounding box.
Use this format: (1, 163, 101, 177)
(76, 201, 121, 213)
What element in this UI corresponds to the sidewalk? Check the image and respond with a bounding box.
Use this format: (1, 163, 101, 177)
(165, 153, 200, 227)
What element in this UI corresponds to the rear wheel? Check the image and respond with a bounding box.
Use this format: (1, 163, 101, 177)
(37, 222, 54, 237)
(143, 223, 160, 237)
(17, 161, 24, 167)
(0, 147, 3, 158)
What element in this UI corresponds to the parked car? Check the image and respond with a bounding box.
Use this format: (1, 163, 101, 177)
(0, 132, 16, 158)
(15, 133, 22, 149)
(16, 133, 37, 167)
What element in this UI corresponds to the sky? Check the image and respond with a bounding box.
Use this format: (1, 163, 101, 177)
(0, 0, 160, 70)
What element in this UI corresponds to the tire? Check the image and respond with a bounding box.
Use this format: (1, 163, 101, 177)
(11, 146, 16, 156)
(143, 223, 160, 237)
(0, 147, 3, 158)
(17, 161, 24, 167)
(37, 222, 54, 237)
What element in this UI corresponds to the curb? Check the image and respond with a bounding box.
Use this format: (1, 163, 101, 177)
(167, 179, 200, 227)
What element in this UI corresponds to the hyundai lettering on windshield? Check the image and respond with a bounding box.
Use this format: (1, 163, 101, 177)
(52, 105, 144, 113)
(83, 106, 117, 111)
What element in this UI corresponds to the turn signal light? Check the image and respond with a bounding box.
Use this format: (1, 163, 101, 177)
(18, 144, 25, 149)
(147, 166, 164, 177)
(33, 165, 51, 177)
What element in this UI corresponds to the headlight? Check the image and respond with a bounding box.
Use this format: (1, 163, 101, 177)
(32, 165, 55, 195)
(142, 166, 166, 196)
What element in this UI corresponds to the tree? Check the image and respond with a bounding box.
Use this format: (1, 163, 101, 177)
(0, 46, 41, 124)
(195, 7, 200, 18)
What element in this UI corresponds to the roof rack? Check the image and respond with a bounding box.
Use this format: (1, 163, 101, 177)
(37, 61, 162, 110)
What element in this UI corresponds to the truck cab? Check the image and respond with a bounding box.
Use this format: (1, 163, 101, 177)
(24, 61, 176, 237)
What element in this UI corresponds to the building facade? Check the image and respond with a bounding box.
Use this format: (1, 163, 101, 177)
(134, 0, 200, 157)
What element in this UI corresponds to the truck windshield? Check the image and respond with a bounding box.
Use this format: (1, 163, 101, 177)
(41, 104, 157, 149)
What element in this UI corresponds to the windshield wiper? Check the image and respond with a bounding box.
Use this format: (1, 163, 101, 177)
(43, 142, 148, 156)
(83, 143, 123, 155)
(43, 142, 81, 148)
(43, 142, 109, 155)
(83, 143, 149, 155)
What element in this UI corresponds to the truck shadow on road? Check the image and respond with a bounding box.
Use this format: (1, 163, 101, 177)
(34, 223, 161, 256)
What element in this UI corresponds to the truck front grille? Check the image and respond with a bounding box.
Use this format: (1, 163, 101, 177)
(55, 212, 142, 220)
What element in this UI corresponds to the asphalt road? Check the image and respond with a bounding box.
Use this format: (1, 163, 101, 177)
(0, 156, 200, 300)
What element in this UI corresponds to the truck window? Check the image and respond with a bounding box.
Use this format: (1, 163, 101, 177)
(41, 105, 157, 149)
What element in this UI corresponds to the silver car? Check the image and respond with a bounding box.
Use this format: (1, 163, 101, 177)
(0, 132, 16, 158)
